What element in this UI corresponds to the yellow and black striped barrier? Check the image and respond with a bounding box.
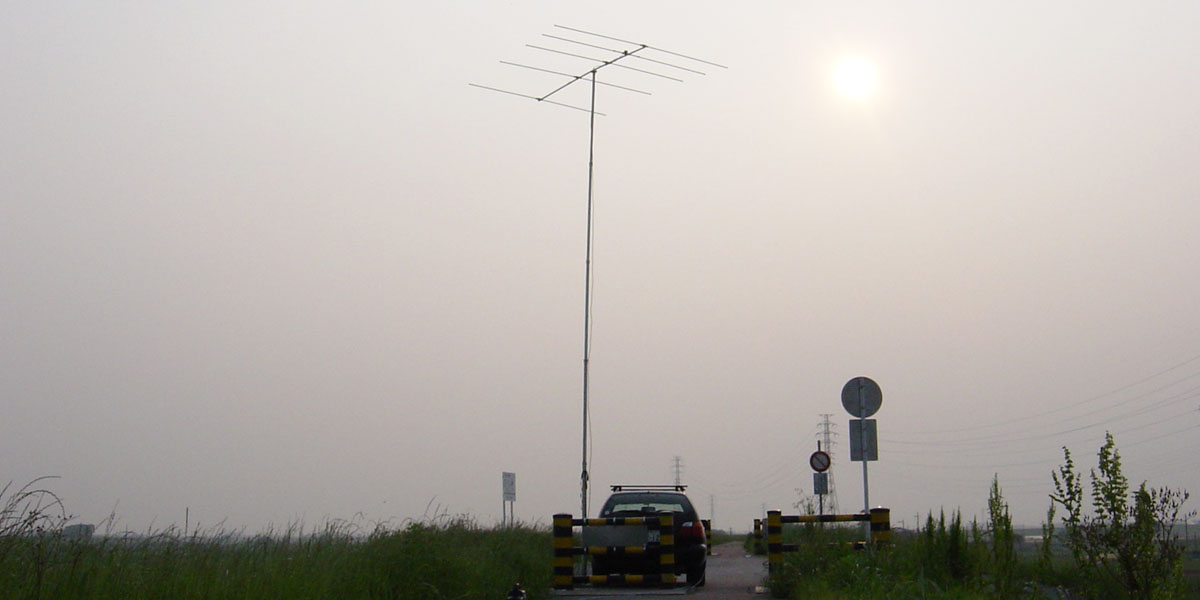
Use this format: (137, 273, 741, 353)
(702, 519, 712, 555)
(765, 508, 891, 575)
(552, 512, 676, 590)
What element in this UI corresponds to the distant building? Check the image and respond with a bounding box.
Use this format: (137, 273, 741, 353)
(62, 523, 95, 539)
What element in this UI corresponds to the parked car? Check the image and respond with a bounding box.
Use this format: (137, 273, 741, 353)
(581, 485, 707, 585)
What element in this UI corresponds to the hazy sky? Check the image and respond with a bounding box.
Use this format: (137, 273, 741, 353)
(3, 2, 1198, 534)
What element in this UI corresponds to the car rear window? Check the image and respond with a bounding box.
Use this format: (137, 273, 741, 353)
(600, 493, 693, 517)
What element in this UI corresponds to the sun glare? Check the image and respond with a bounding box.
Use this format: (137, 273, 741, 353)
(833, 57, 879, 101)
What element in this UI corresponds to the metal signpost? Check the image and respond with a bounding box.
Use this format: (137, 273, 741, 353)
(842, 377, 882, 537)
(810, 446, 831, 515)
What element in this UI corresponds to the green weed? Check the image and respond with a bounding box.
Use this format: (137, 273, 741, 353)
(0, 483, 552, 600)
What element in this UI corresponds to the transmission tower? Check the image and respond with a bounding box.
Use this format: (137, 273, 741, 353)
(672, 456, 684, 486)
(818, 414, 839, 514)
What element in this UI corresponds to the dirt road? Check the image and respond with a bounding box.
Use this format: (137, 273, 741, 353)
(552, 542, 768, 599)
(697, 542, 769, 598)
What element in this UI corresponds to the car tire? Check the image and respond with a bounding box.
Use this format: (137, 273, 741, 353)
(591, 556, 607, 576)
(687, 565, 705, 586)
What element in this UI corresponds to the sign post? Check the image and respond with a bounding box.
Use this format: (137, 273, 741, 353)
(842, 377, 882, 541)
(810, 447, 831, 515)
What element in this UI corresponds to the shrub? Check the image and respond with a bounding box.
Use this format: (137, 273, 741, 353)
(986, 475, 1017, 598)
(1051, 432, 1195, 599)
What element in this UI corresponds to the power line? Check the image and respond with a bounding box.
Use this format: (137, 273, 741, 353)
(895, 352, 1200, 436)
(884, 380, 1200, 447)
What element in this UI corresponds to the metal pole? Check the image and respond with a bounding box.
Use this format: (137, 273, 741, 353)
(580, 69, 597, 519)
(859, 383, 870, 543)
(862, 451, 869, 512)
(817, 441, 824, 516)
(472, 30, 723, 523)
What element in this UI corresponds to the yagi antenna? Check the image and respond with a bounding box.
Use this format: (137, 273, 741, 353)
(471, 24, 725, 111)
(471, 26, 724, 520)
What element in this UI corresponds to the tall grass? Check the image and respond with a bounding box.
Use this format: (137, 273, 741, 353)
(768, 519, 1039, 600)
(359, 517, 551, 599)
(0, 482, 551, 600)
(767, 515, 1195, 599)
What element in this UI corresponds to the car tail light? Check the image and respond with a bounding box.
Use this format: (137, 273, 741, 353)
(678, 521, 705, 539)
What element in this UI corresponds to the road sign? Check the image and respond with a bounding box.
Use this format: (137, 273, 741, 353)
(809, 450, 831, 472)
(841, 377, 882, 418)
(814, 472, 829, 496)
(848, 419, 878, 461)
(503, 472, 516, 501)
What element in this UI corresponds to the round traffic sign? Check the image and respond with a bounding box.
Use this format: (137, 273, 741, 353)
(841, 376, 882, 418)
(809, 450, 831, 473)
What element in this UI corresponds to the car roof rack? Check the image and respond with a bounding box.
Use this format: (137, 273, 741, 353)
(610, 485, 687, 492)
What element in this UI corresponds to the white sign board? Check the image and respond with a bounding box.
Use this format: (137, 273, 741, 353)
(502, 472, 516, 502)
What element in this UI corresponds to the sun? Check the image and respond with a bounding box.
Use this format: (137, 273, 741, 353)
(833, 57, 879, 101)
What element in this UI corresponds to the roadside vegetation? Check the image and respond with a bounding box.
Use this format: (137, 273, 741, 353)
(0, 485, 552, 600)
(1, 477, 754, 600)
(4, 433, 1193, 599)
(756, 432, 1197, 599)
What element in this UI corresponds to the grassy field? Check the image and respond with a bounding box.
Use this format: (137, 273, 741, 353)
(752, 520, 1199, 599)
(0, 473, 739, 600)
(4, 475, 1194, 599)
(0, 477, 560, 599)
(1, 517, 552, 600)
(4, 516, 1196, 599)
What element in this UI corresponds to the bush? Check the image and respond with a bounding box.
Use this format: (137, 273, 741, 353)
(1051, 432, 1195, 599)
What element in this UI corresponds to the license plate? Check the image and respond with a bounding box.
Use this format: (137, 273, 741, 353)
(648, 530, 660, 543)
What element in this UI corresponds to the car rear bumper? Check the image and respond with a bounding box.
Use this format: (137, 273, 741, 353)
(593, 544, 706, 575)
